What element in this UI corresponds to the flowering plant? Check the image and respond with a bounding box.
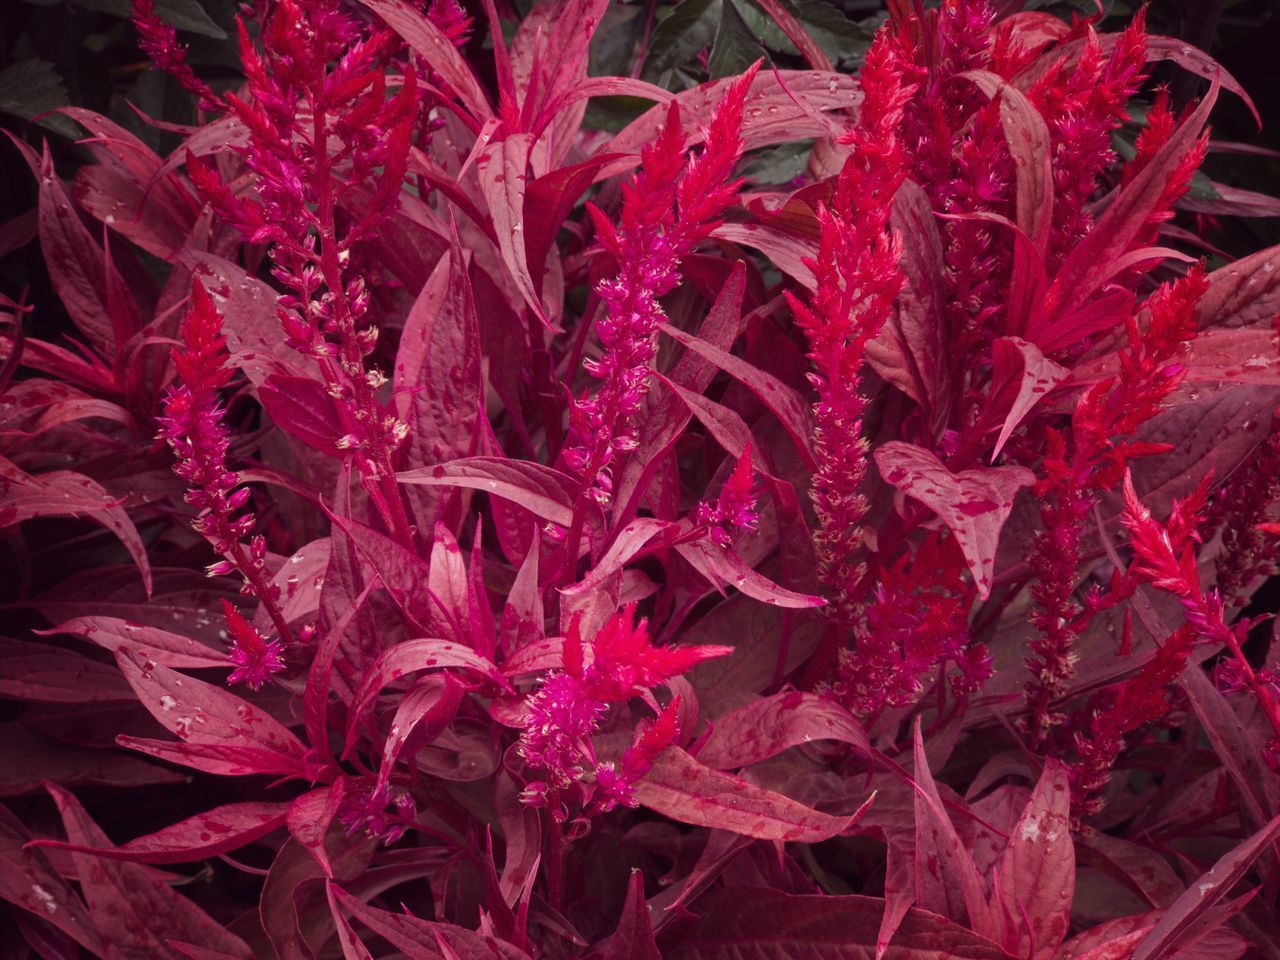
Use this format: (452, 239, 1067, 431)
(2, 0, 1280, 956)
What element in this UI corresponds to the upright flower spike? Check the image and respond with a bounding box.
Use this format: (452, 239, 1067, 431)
(563, 64, 760, 514)
(694, 444, 760, 546)
(182, 0, 418, 548)
(158, 280, 295, 648)
(1023, 267, 1206, 744)
(786, 26, 915, 618)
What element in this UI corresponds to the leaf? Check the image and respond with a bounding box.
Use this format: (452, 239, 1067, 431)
(82, 0, 227, 37)
(708, 0, 761, 80)
(379, 674, 465, 782)
(676, 538, 826, 609)
(993, 759, 1074, 960)
(394, 244, 482, 471)
(43, 784, 252, 960)
(259, 375, 346, 455)
(0, 722, 183, 797)
(986, 337, 1069, 459)
(477, 134, 547, 323)
(1195, 244, 1280, 329)
(602, 872, 662, 960)
(0, 803, 104, 956)
(666, 886, 1015, 959)
(633, 746, 864, 842)
(696, 691, 870, 769)
(0, 60, 76, 137)
(0, 637, 134, 702)
(41, 616, 230, 669)
(330, 884, 532, 960)
(910, 723, 998, 940)
(0, 460, 152, 593)
(523, 153, 622, 290)
(1131, 815, 1280, 960)
(643, 0, 722, 80)
(874, 442, 1034, 597)
(354, 0, 492, 120)
(660, 322, 813, 465)
(31, 802, 288, 864)
(399, 457, 579, 526)
(113, 648, 308, 774)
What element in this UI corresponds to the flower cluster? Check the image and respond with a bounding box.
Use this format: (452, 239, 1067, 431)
(222, 600, 286, 691)
(130, 0, 220, 111)
(693, 444, 760, 546)
(517, 605, 729, 817)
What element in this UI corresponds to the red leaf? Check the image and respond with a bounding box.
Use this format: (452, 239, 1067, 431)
(601, 872, 661, 960)
(399, 457, 580, 526)
(0, 722, 183, 797)
(394, 245, 482, 472)
(354, 0, 493, 120)
(874, 442, 1034, 598)
(0, 803, 104, 956)
(632, 746, 866, 843)
(379, 674, 465, 782)
(1194, 244, 1280, 329)
(330, 884, 532, 960)
(477, 133, 547, 324)
(42, 783, 252, 959)
(986, 337, 1068, 459)
(113, 648, 307, 773)
(666, 887, 1015, 960)
(1131, 815, 1280, 960)
(259, 374, 346, 455)
(676, 538, 826, 609)
(523, 154, 622, 291)
(910, 723, 999, 941)
(31, 801, 288, 864)
(695, 691, 870, 769)
(993, 759, 1074, 960)
(0, 637, 134, 703)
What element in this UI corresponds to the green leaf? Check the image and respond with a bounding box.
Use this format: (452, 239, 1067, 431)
(733, 0, 798, 54)
(708, 0, 761, 79)
(643, 0, 722, 81)
(80, 0, 228, 39)
(0, 60, 79, 138)
(787, 0, 873, 64)
(742, 140, 813, 184)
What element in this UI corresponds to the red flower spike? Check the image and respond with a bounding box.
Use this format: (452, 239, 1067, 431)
(583, 604, 732, 703)
(222, 600, 286, 691)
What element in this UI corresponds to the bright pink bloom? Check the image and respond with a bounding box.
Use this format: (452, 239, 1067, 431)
(695, 444, 761, 546)
(130, 0, 220, 111)
(222, 601, 286, 691)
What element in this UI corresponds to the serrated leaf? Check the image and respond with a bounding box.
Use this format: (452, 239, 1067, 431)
(81, 0, 228, 38)
(643, 0, 722, 81)
(0, 60, 76, 137)
(708, 0, 761, 80)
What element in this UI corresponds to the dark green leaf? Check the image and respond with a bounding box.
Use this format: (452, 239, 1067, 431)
(708, 0, 760, 80)
(0, 60, 79, 138)
(81, 0, 228, 39)
(643, 0, 722, 81)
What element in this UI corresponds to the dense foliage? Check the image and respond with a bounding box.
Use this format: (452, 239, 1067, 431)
(2, 0, 1280, 956)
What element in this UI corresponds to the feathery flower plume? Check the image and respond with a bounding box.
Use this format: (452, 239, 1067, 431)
(786, 25, 915, 617)
(223, 600, 286, 690)
(1024, 267, 1206, 743)
(158, 280, 296, 653)
(563, 65, 761, 513)
(694, 444, 760, 546)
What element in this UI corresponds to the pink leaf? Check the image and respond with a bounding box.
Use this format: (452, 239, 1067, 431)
(477, 133, 547, 324)
(113, 648, 307, 771)
(0, 722, 183, 797)
(0, 803, 104, 956)
(1131, 815, 1280, 960)
(0, 637, 134, 702)
(875, 442, 1034, 597)
(986, 337, 1069, 459)
(632, 746, 866, 842)
(602, 872, 662, 960)
(42, 616, 230, 669)
(399, 457, 579, 526)
(676, 538, 826, 609)
(259, 375, 346, 455)
(993, 759, 1074, 959)
(379, 674, 465, 782)
(329, 884, 532, 960)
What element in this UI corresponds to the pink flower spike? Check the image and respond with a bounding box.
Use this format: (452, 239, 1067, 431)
(222, 600, 286, 691)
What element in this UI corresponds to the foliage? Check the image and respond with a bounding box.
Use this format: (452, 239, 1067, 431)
(2, 0, 1280, 957)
